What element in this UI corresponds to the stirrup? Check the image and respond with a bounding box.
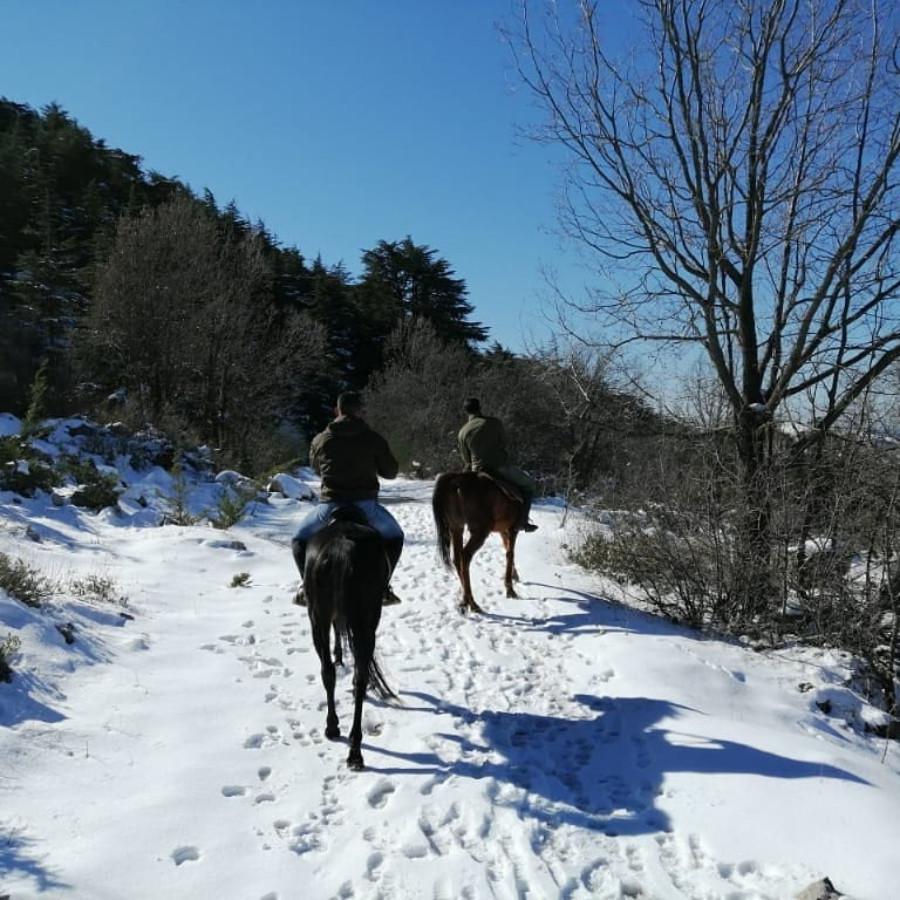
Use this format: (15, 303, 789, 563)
(383, 586, 402, 606)
(293, 587, 307, 607)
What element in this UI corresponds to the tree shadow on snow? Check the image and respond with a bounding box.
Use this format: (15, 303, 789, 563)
(0, 669, 67, 728)
(481, 585, 691, 643)
(370, 691, 868, 837)
(0, 826, 70, 893)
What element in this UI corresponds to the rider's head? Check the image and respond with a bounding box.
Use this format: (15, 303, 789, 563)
(463, 397, 481, 417)
(336, 391, 364, 418)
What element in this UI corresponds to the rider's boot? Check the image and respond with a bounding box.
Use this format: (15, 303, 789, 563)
(291, 538, 308, 606)
(383, 536, 405, 605)
(519, 495, 538, 532)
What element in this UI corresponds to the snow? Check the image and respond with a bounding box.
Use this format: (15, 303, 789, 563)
(0, 412, 21, 437)
(1, 435, 899, 899)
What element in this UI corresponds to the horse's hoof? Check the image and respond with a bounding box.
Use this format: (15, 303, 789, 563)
(347, 754, 365, 771)
(325, 725, 341, 740)
(506, 589, 519, 599)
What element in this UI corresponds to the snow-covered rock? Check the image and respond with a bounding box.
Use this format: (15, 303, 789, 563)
(0, 412, 22, 437)
(266, 472, 315, 500)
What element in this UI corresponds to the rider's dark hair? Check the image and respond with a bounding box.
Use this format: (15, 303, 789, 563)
(463, 397, 481, 415)
(337, 391, 364, 415)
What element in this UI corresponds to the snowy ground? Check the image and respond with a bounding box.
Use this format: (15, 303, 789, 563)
(2, 419, 899, 900)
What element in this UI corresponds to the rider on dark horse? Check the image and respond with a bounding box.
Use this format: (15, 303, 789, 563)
(457, 397, 538, 533)
(292, 391, 404, 606)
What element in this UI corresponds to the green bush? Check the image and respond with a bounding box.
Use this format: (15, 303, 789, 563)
(59, 454, 101, 484)
(0, 553, 55, 607)
(212, 483, 258, 530)
(230, 572, 251, 588)
(71, 470, 121, 511)
(0, 437, 60, 496)
(0, 632, 22, 682)
(160, 456, 198, 526)
(70, 573, 128, 607)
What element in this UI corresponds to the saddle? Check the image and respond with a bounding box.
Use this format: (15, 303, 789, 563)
(475, 470, 523, 504)
(328, 504, 373, 529)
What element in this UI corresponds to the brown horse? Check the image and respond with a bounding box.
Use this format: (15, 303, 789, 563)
(432, 471, 523, 613)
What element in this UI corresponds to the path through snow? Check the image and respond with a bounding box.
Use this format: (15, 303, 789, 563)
(2, 477, 899, 899)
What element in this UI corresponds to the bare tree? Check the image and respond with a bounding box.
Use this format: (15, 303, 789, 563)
(80, 196, 327, 470)
(512, 0, 900, 614)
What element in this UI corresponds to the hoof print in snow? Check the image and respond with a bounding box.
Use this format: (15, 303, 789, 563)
(171, 845, 200, 866)
(366, 779, 396, 809)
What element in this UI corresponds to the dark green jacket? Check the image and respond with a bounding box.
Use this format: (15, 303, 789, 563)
(310, 416, 398, 501)
(457, 415, 509, 472)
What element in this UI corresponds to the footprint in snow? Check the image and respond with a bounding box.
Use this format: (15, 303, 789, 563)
(243, 727, 283, 749)
(221, 785, 247, 797)
(366, 850, 384, 880)
(171, 845, 200, 865)
(367, 778, 396, 809)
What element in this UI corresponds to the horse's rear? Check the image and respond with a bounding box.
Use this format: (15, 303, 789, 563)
(432, 471, 521, 614)
(304, 508, 393, 770)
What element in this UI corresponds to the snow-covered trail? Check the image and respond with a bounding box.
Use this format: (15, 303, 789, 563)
(3, 478, 900, 900)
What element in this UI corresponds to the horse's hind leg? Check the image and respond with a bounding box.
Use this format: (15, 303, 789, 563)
(347, 652, 370, 771)
(500, 530, 520, 598)
(332, 622, 343, 668)
(312, 620, 339, 739)
(450, 527, 464, 579)
(460, 529, 488, 614)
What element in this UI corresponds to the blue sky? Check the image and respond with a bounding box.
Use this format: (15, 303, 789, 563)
(0, 1, 594, 351)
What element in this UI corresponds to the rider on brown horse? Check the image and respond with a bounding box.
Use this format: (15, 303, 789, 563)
(457, 398, 538, 532)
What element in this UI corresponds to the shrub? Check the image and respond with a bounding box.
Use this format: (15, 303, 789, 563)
(230, 572, 251, 588)
(23, 358, 50, 433)
(212, 483, 258, 530)
(59, 454, 101, 484)
(0, 632, 22, 682)
(70, 573, 128, 607)
(572, 511, 741, 630)
(71, 470, 121, 511)
(161, 455, 198, 526)
(0, 438, 60, 496)
(0, 553, 55, 607)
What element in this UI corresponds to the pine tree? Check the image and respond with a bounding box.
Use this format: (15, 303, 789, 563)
(358, 237, 488, 349)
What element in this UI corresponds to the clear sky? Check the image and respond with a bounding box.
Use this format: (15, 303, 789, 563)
(0, 0, 593, 352)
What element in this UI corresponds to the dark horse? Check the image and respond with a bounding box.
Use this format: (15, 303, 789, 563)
(432, 471, 522, 614)
(304, 506, 395, 770)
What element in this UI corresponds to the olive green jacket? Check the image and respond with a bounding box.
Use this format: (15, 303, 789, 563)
(457, 415, 509, 472)
(310, 416, 398, 501)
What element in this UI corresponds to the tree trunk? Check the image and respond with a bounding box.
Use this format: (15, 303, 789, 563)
(735, 406, 774, 624)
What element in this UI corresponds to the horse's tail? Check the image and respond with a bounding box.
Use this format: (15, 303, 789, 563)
(432, 472, 459, 569)
(333, 530, 396, 701)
